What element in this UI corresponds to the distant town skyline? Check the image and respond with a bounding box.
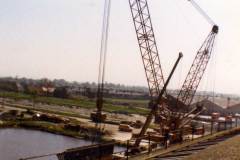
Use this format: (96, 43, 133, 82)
(0, 0, 240, 95)
(2, 76, 239, 99)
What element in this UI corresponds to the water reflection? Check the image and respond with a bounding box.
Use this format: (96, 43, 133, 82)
(0, 128, 124, 160)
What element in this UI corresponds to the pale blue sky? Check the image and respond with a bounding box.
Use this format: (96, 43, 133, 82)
(0, 0, 240, 95)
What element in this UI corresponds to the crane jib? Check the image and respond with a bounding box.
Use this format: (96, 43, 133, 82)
(129, 0, 165, 99)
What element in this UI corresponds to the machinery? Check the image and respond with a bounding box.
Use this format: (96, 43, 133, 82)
(129, 0, 219, 147)
(157, 0, 219, 133)
(91, 0, 111, 123)
(129, 0, 165, 100)
(129, 0, 183, 147)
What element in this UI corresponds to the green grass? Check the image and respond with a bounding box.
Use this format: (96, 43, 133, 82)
(106, 98, 148, 103)
(105, 98, 149, 108)
(0, 91, 32, 100)
(0, 91, 149, 115)
(0, 121, 16, 128)
(17, 121, 84, 138)
(103, 103, 149, 115)
(36, 96, 95, 108)
(0, 91, 94, 108)
(0, 120, 105, 140)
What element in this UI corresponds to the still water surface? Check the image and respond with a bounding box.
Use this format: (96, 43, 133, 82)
(0, 128, 124, 160)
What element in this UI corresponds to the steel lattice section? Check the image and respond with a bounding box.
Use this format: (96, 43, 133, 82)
(129, 0, 164, 99)
(177, 26, 218, 107)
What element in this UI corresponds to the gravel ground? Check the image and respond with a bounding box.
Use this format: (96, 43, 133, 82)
(184, 135, 240, 160)
(1, 101, 142, 143)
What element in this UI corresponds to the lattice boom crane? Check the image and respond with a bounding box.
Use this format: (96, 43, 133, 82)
(129, 0, 183, 147)
(177, 25, 218, 108)
(176, 0, 219, 110)
(160, 0, 219, 131)
(129, 0, 165, 99)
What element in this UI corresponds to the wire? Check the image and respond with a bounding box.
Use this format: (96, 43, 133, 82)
(210, 35, 219, 104)
(97, 0, 111, 112)
(188, 0, 215, 26)
(172, 0, 201, 42)
(101, 0, 111, 88)
(93, 0, 111, 142)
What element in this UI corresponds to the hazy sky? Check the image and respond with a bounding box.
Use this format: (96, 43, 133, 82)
(0, 0, 240, 95)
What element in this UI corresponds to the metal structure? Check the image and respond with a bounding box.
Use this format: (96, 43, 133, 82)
(128, 0, 172, 147)
(135, 53, 183, 146)
(129, 0, 165, 99)
(91, 0, 111, 123)
(174, 0, 218, 109)
(176, 25, 218, 109)
(128, 0, 185, 147)
(57, 142, 114, 160)
(129, 0, 219, 147)
(158, 0, 219, 131)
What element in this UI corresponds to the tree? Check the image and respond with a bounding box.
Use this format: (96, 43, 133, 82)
(53, 87, 69, 98)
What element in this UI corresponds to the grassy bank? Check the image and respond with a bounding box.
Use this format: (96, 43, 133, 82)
(0, 121, 16, 128)
(0, 120, 108, 141)
(0, 91, 149, 115)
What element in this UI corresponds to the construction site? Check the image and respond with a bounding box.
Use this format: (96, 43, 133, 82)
(0, 0, 240, 160)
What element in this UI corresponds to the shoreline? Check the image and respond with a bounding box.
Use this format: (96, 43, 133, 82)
(0, 120, 102, 140)
(0, 120, 128, 148)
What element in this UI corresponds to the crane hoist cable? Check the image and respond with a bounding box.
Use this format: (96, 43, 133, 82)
(91, 0, 111, 124)
(188, 0, 215, 26)
(98, 0, 111, 88)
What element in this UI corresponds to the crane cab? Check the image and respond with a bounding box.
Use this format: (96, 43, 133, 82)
(90, 112, 106, 123)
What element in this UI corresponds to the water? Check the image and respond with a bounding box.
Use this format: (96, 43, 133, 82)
(0, 128, 125, 160)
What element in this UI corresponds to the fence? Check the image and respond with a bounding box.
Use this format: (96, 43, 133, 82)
(114, 117, 240, 160)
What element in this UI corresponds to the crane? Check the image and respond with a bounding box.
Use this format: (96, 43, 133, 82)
(176, 0, 218, 109)
(129, 0, 219, 147)
(176, 25, 218, 109)
(174, 0, 219, 129)
(157, 0, 219, 133)
(91, 0, 111, 123)
(129, 0, 165, 100)
(129, 0, 183, 147)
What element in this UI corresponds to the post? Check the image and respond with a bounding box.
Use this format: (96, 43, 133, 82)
(180, 129, 183, 143)
(2, 97, 4, 108)
(126, 140, 129, 160)
(217, 121, 220, 132)
(211, 120, 213, 134)
(148, 134, 151, 154)
(192, 127, 194, 141)
(202, 124, 205, 137)
(236, 117, 238, 127)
